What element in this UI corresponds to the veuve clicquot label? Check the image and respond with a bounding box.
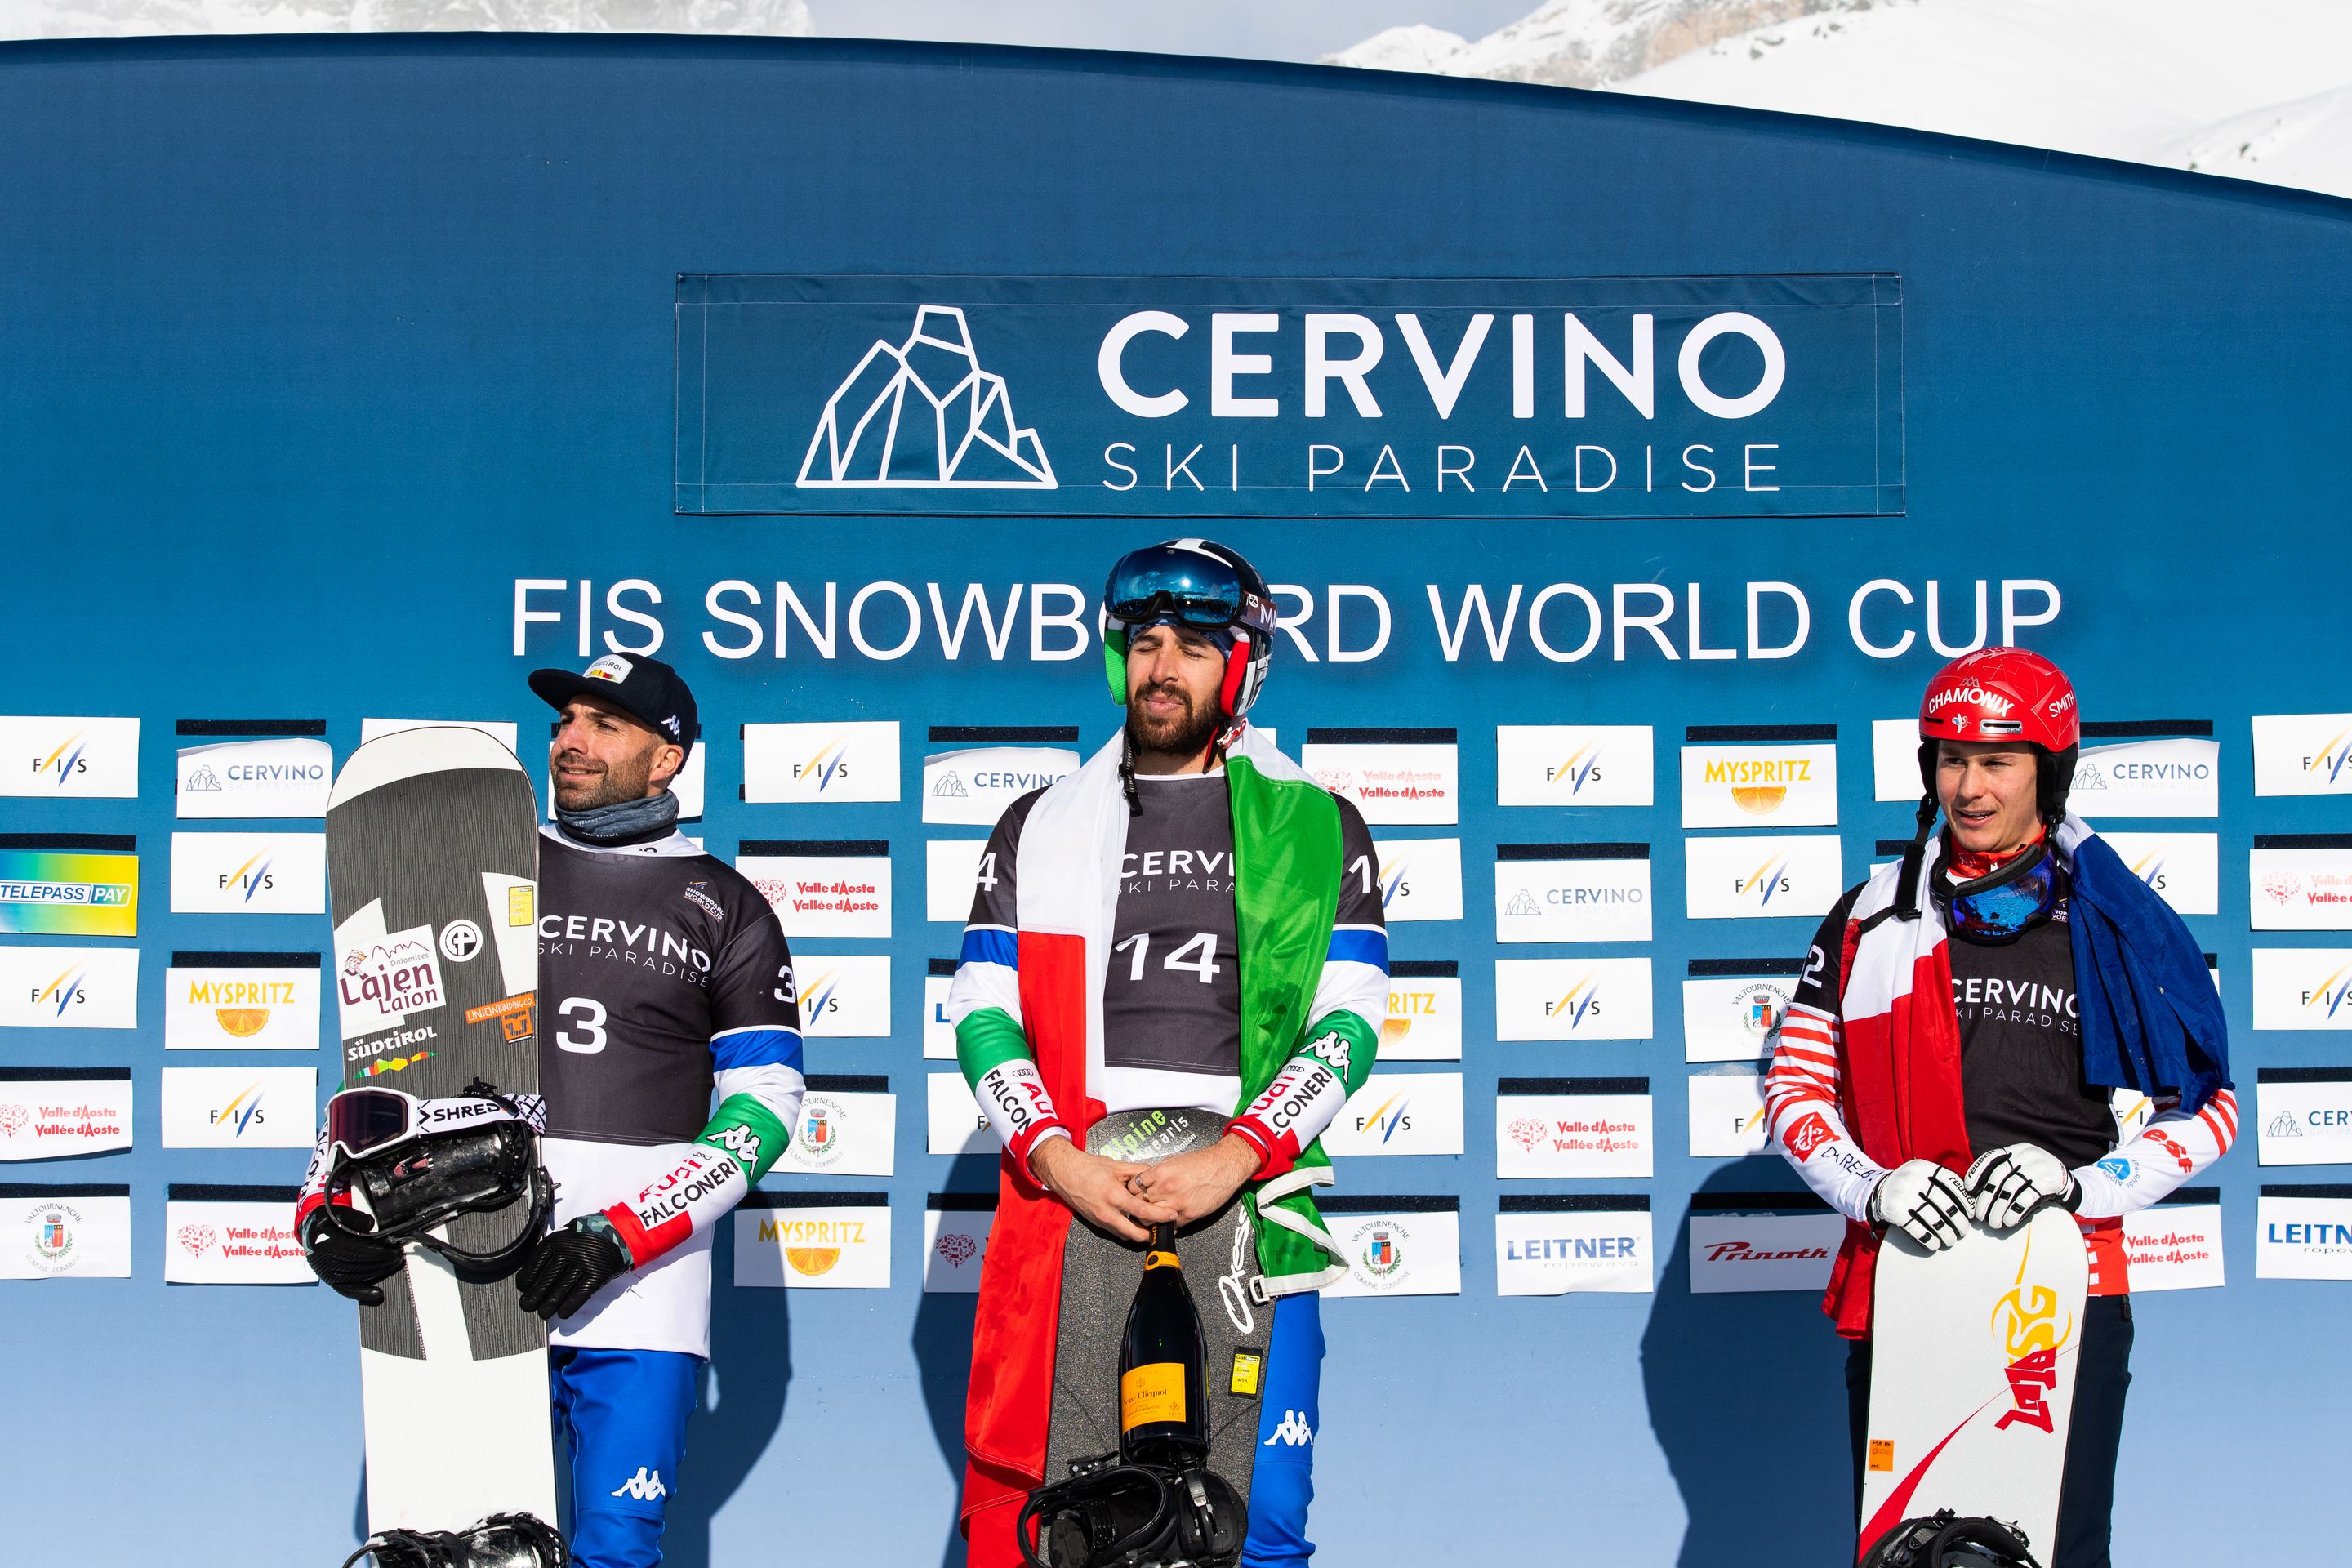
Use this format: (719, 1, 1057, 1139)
(1121, 1361, 1187, 1430)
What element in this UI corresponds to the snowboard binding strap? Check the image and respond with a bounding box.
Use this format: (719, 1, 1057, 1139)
(341, 1511, 565, 1568)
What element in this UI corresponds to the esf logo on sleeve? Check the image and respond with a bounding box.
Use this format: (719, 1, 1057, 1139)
(1301, 730, 1459, 826)
(1495, 1200, 1652, 1295)
(0, 716, 140, 799)
(169, 832, 327, 915)
(1362, 837, 1463, 923)
(1321, 1202, 1463, 1298)
(0, 946, 140, 1030)
(163, 954, 320, 1049)
(922, 1198, 994, 1294)
(1494, 725, 1655, 808)
(2098, 832, 2219, 916)
(1494, 845, 1650, 943)
(734, 1197, 891, 1290)
(742, 721, 902, 804)
(2251, 948, 2352, 1031)
(2252, 714, 2352, 798)
(1686, 1070, 1770, 1157)
(922, 745, 1076, 826)
(2069, 736, 2219, 818)
(793, 955, 892, 1037)
(1319, 1072, 1464, 1157)
(175, 737, 332, 820)
(2251, 840, 2352, 931)
(159, 1066, 317, 1149)
(1679, 737, 1838, 829)
(1682, 834, 1843, 920)
(1492, 957, 1654, 1041)
(1380, 961, 1463, 1061)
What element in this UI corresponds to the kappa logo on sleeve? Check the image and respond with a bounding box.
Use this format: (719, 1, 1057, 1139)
(1782, 1111, 1838, 1160)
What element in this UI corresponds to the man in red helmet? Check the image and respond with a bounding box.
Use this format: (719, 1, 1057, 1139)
(1765, 646, 2236, 1568)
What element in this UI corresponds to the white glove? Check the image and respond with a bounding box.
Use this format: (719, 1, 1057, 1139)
(1963, 1143, 2078, 1231)
(1869, 1159, 1971, 1252)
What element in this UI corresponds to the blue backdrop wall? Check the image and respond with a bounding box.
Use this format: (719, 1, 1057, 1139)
(3, 35, 2349, 1566)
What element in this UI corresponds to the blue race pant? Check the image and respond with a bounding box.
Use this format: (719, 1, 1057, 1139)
(1244, 1290, 1324, 1568)
(549, 1345, 700, 1568)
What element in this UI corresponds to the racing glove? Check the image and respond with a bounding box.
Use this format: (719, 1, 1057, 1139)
(1869, 1159, 1971, 1252)
(1963, 1143, 2078, 1231)
(300, 1208, 405, 1306)
(514, 1214, 631, 1321)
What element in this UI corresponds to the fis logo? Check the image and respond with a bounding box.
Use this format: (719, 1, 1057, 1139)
(1546, 742, 1603, 795)
(208, 1083, 266, 1137)
(793, 737, 853, 791)
(2132, 852, 2167, 892)
(1545, 976, 1601, 1028)
(218, 852, 276, 902)
(610, 1468, 668, 1501)
(1378, 857, 1410, 907)
(2308, 729, 2352, 786)
(1352, 1090, 1413, 1143)
(30, 731, 91, 786)
(33, 965, 87, 1018)
(2305, 964, 2352, 1020)
(1735, 857, 1793, 907)
(802, 968, 843, 1018)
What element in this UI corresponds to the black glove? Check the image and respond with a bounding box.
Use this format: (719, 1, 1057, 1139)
(301, 1207, 405, 1306)
(515, 1216, 632, 1321)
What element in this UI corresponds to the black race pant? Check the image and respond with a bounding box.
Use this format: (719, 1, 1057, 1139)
(1846, 1294, 2133, 1568)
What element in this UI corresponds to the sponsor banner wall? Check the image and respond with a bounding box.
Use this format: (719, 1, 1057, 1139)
(771, 1077, 897, 1177)
(0, 1069, 133, 1160)
(2252, 714, 2352, 797)
(2251, 949, 2352, 1031)
(926, 1071, 995, 1156)
(1320, 1196, 1463, 1298)
(2121, 1188, 2224, 1292)
(1678, 728, 1838, 829)
(921, 729, 1078, 825)
(1370, 836, 1463, 924)
(2256, 1186, 2352, 1281)
(926, 838, 987, 923)
(1321, 1071, 1465, 1157)
(1682, 957, 1801, 1063)
(1302, 728, 1460, 826)
(163, 1184, 312, 1285)
(2255, 1069, 2352, 1165)
(740, 720, 901, 804)
(2099, 831, 2218, 917)
(0, 842, 140, 937)
(2069, 730, 2219, 818)
(168, 831, 327, 915)
(163, 951, 319, 1049)
(795, 954, 892, 1038)
(1686, 1069, 1769, 1157)
(158, 1067, 317, 1149)
(2251, 838, 2352, 931)
(1493, 956, 1654, 1042)
(1494, 843, 1651, 943)
(174, 731, 332, 819)
(1380, 960, 1463, 1061)
(0, 1183, 131, 1279)
(0, 943, 140, 1030)
(1496, 1076, 1653, 1178)
(1686, 1197, 1842, 1294)
(922, 957, 957, 1059)
(734, 1192, 892, 1289)
(1682, 833, 1842, 920)
(736, 840, 892, 938)
(922, 1193, 993, 1294)
(1494, 1195, 1652, 1295)
(1494, 724, 1654, 808)
(0, 716, 140, 798)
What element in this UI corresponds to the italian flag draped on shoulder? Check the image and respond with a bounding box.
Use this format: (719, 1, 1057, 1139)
(945, 724, 1387, 1529)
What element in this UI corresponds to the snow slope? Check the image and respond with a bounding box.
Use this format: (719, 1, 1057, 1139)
(0, 0, 813, 39)
(1327, 0, 2352, 199)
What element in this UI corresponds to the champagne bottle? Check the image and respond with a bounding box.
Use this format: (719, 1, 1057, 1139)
(1118, 1220, 1209, 1466)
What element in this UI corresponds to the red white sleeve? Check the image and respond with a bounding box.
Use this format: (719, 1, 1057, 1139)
(1763, 999, 1889, 1225)
(2071, 1089, 2239, 1219)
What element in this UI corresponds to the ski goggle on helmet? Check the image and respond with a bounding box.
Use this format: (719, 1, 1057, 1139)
(1101, 538, 1281, 724)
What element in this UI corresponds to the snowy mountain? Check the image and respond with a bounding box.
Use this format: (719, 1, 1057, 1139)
(0, 0, 813, 38)
(1325, 0, 2352, 200)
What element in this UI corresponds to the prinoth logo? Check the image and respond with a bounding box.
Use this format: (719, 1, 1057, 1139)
(800, 305, 1056, 491)
(1989, 1232, 2077, 1435)
(1702, 1235, 1831, 1266)
(1544, 975, 1602, 1029)
(218, 851, 276, 903)
(339, 927, 445, 1026)
(793, 737, 853, 791)
(30, 731, 90, 786)
(1735, 856, 1793, 907)
(2305, 728, 2352, 785)
(1546, 740, 1604, 795)
(33, 964, 88, 1018)
(1701, 755, 1813, 817)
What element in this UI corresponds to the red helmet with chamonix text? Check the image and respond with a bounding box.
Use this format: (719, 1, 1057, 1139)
(1914, 646, 2081, 825)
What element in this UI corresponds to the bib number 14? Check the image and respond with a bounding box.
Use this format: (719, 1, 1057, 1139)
(1114, 932, 1223, 984)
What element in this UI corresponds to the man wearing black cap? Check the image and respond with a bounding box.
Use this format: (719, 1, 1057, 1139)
(514, 651, 806, 1568)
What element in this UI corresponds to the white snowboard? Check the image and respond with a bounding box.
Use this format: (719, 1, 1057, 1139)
(1859, 1206, 2088, 1561)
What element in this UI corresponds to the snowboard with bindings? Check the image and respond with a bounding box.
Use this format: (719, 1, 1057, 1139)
(325, 727, 555, 1536)
(1859, 1205, 2089, 1562)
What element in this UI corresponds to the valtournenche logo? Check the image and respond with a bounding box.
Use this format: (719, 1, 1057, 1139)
(798, 305, 1057, 490)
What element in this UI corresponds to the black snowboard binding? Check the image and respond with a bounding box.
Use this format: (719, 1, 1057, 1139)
(1861, 1508, 2042, 1568)
(1017, 1451, 1248, 1568)
(341, 1511, 565, 1568)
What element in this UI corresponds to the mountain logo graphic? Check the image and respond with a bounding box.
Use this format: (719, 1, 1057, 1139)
(188, 765, 222, 791)
(1504, 889, 1540, 917)
(798, 305, 1056, 490)
(2270, 1110, 2303, 1138)
(931, 772, 969, 798)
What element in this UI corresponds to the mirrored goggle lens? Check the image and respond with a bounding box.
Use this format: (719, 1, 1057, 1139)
(327, 1089, 415, 1156)
(1110, 592, 1242, 628)
(1949, 861, 2056, 938)
(1108, 559, 1245, 627)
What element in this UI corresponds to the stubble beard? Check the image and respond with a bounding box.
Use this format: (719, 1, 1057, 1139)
(1128, 684, 1220, 763)
(553, 746, 656, 812)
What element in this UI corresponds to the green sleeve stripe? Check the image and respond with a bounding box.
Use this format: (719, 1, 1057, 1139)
(1298, 1009, 1379, 1097)
(956, 1004, 1034, 1090)
(697, 1091, 795, 1184)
